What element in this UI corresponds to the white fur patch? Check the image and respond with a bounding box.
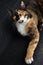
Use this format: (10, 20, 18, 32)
(16, 16, 31, 36)
(25, 57, 34, 64)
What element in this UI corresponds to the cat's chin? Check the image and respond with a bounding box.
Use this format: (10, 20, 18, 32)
(25, 57, 34, 64)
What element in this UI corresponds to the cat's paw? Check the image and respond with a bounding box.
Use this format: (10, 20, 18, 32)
(25, 57, 34, 64)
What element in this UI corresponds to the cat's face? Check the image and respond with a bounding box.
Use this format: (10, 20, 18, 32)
(13, 9, 32, 24)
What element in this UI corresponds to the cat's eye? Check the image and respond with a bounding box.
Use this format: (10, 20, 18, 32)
(27, 14, 32, 18)
(25, 14, 28, 17)
(25, 13, 32, 18)
(15, 13, 19, 21)
(19, 14, 21, 16)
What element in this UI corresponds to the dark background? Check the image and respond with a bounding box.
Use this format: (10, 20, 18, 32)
(0, 0, 43, 65)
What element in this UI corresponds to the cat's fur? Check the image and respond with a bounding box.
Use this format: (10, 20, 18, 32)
(8, 0, 43, 64)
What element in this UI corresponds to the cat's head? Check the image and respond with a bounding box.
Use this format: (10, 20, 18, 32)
(8, 1, 34, 24)
(8, 1, 39, 29)
(8, 1, 38, 36)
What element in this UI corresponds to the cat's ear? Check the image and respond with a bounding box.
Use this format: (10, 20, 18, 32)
(7, 9, 13, 17)
(20, 1, 26, 8)
(7, 9, 16, 21)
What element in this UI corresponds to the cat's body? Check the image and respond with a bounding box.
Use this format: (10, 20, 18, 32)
(8, 0, 43, 64)
(14, 9, 40, 64)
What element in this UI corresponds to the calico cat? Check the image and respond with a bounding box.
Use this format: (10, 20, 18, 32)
(8, 0, 43, 64)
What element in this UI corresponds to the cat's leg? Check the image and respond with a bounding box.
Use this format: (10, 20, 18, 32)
(25, 28, 40, 64)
